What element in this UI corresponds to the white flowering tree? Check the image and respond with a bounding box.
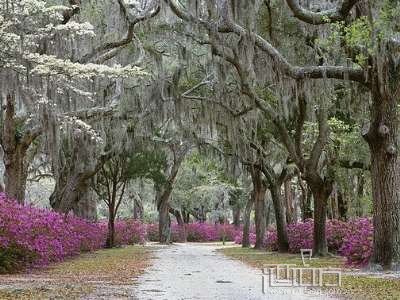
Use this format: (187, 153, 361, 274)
(0, 0, 150, 204)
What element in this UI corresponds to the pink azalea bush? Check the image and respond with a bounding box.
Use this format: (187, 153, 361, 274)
(234, 218, 373, 267)
(0, 194, 147, 273)
(0, 194, 104, 271)
(326, 219, 351, 252)
(286, 220, 314, 252)
(146, 223, 185, 242)
(264, 230, 278, 251)
(339, 218, 373, 266)
(114, 219, 147, 245)
(147, 223, 241, 242)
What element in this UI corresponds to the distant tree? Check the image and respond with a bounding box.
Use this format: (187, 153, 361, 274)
(92, 149, 166, 247)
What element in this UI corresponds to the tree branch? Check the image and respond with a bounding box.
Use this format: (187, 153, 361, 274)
(285, 0, 360, 25)
(339, 160, 370, 170)
(79, 0, 160, 63)
(166, 0, 366, 83)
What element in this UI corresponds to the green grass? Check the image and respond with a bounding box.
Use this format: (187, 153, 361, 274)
(220, 247, 400, 300)
(0, 245, 151, 300)
(220, 247, 345, 268)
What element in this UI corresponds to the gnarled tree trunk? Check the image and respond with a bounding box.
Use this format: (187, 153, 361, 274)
(2, 94, 41, 203)
(259, 162, 289, 252)
(364, 87, 400, 270)
(50, 172, 91, 213)
(72, 188, 97, 221)
(156, 144, 188, 244)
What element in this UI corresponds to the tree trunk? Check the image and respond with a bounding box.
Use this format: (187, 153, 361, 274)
(182, 209, 190, 223)
(265, 198, 271, 228)
(232, 206, 241, 228)
(2, 94, 40, 203)
(72, 188, 97, 221)
(107, 212, 115, 248)
(158, 195, 171, 244)
(258, 163, 289, 252)
(270, 185, 289, 252)
(337, 187, 348, 221)
(356, 173, 364, 217)
(169, 207, 184, 225)
(133, 194, 144, 220)
(242, 195, 254, 248)
(170, 207, 187, 241)
(284, 179, 295, 224)
(156, 183, 175, 244)
(50, 172, 89, 213)
(308, 180, 332, 257)
(363, 89, 400, 269)
(251, 168, 267, 249)
(156, 144, 188, 244)
(3, 145, 29, 203)
(299, 180, 313, 221)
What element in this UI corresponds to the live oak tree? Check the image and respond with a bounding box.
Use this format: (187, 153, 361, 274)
(165, 0, 400, 268)
(1, 0, 397, 271)
(155, 141, 189, 243)
(164, 0, 335, 255)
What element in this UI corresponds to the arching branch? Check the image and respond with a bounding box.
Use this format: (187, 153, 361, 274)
(285, 0, 360, 25)
(166, 0, 366, 84)
(79, 0, 160, 64)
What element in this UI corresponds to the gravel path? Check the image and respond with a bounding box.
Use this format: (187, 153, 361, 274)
(133, 243, 333, 300)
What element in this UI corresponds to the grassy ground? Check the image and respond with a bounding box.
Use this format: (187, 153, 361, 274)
(0, 245, 151, 299)
(220, 247, 400, 300)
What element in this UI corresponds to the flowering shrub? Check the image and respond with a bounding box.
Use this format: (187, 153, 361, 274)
(147, 223, 241, 243)
(234, 218, 373, 267)
(0, 195, 104, 271)
(146, 223, 186, 242)
(287, 220, 314, 252)
(186, 223, 217, 242)
(326, 219, 350, 252)
(146, 223, 159, 242)
(339, 218, 373, 266)
(0, 194, 146, 273)
(234, 231, 255, 245)
(113, 219, 147, 246)
(264, 230, 278, 251)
